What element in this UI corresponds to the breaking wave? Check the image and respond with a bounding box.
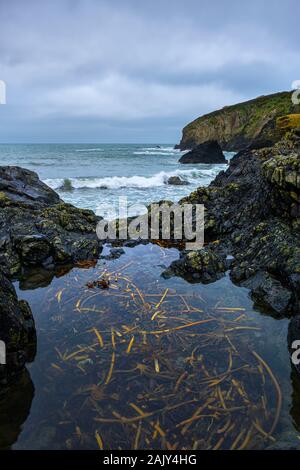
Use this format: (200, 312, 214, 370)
(133, 146, 183, 156)
(44, 166, 226, 191)
(75, 148, 104, 152)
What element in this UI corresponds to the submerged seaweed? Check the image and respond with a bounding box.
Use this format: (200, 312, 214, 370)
(6, 244, 293, 451)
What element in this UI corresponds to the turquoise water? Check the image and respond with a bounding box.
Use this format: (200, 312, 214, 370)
(0, 144, 230, 214)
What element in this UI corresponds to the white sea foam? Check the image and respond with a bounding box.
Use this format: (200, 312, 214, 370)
(142, 146, 179, 151)
(134, 151, 178, 156)
(44, 165, 226, 191)
(134, 146, 182, 155)
(75, 148, 104, 152)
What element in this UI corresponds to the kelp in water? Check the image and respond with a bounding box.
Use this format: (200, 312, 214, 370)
(33, 259, 283, 450)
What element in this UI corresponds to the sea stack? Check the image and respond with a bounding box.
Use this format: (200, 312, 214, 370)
(179, 140, 226, 164)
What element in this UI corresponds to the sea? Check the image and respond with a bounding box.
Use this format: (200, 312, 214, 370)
(0, 143, 231, 215)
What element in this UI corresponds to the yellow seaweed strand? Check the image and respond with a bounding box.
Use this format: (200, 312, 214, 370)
(133, 421, 142, 449)
(126, 336, 135, 354)
(155, 288, 169, 309)
(105, 352, 116, 385)
(230, 428, 246, 450)
(238, 426, 253, 450)
(93, 328, 104, 348)
(129, 402, 147, 417)
(145, 318, 215, 335)
(95, 430, 104, 450)
(252, 350, 282, 436)
(111, 329, 116, 350)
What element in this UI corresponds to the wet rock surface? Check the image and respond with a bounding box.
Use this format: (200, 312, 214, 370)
(0, 166, 103, 381)
(162, 248, 227, 283)
(167, 176, 189, 185)
(241, 272, 293, 316)
(0, 369, 34, 449)
(101, 247, 125, 260)
(0, 270, 36, 386)
(179, 140, 226, 164)
(172, 130, 300, 316)
(0, 166, 102, 276)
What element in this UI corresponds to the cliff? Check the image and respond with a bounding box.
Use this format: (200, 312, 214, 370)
(177, 91, 299, 151)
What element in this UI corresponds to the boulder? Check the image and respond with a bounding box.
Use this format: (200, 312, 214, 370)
(167, 176, 189, 185)
(241, 271, 292, 316)
(101, 247, 125, 260)
(162, 248, 226, 283)
(179, 140, 226, 164)
(0, 166, 103, 276)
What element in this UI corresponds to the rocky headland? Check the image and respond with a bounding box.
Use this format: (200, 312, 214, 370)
(177, 91, 298, 151)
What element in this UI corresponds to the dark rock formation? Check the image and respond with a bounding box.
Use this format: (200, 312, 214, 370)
(0, 369, 35, 449)
(177, 91, 299, 151)
(266, 431, 300, 450)
(162, 248, 226, 283)
(59, 178, 73, 191)
(101, 247, 125, 260)
(167, 176, 189, 185)
(242, 271, 293, 315)
(0, 166, 102, 276)
(179, 140, 226, 164)
(0, 270, 36, 386)
(169, 129, 300, 315)
(0, 166, 103, 381)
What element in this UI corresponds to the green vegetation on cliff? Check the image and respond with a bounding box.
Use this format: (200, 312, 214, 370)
(178, 91, 300, 150)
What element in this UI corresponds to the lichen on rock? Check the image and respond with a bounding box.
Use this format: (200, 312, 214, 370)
(0, 166, 103, 382)
(171, 129, 300, 315)
(0, 166, 103, 276)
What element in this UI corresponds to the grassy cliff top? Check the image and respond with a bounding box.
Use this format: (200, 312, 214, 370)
(179, 91, 299, 150)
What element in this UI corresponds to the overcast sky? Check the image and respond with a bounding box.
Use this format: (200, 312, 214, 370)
(0, 0, 299, 143)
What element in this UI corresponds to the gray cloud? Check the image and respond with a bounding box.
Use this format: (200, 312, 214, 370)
(0, 0, 299, 142)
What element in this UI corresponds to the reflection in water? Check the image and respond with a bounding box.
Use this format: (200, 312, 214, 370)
(18, 265, 74, 291)
(0, 369, 35, 449)
(0, 244, 299, 450)
(290, 367, 300, 432)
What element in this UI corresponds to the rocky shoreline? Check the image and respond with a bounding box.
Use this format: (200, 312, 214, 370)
(0, 166, 102, 277)
(0, 126, 299, 385)
(0, 166, 102, 385)
(167, 129, 300, 316)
